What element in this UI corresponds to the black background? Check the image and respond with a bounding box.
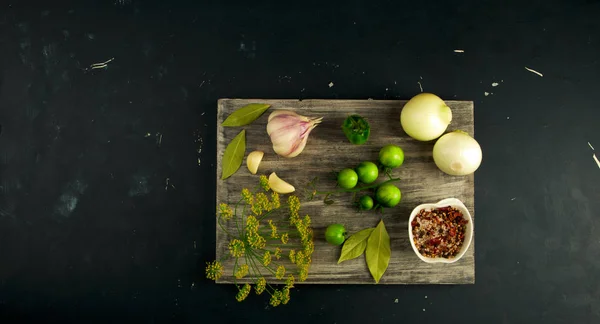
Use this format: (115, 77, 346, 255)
(1, 0, 600, 323)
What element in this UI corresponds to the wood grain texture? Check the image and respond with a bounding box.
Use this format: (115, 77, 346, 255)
(216, 99, 475, 284)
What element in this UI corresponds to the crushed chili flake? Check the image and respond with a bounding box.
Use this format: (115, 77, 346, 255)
(411, 206, 468, 258)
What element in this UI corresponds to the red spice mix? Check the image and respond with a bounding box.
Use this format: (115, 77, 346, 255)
(411, 206, 468, 258)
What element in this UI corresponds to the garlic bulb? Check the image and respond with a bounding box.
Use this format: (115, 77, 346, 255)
(266, 110, 323, 158)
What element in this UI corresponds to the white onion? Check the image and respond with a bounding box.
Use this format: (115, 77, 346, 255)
(433, 131, 482, 176)
(400, 93, 452, 141)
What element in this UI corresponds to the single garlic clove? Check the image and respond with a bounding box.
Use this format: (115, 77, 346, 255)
(268, 172, 295, 194)
(246, 150, 264, 175)
(285, 136, 309, 158)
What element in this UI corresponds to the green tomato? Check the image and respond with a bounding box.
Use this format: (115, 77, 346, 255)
(325, 224, 347, 246)
(379, 145, 405, 168)
(337, 168, 358, 189)
(375, 183, 402, 208)
(342, 114, 370, 145)
(355, 161, 379, 184)
(359, 195, 374, 210)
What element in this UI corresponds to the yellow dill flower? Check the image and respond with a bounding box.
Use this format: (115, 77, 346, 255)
(270, 290, 282, 307)
(298, 265, 309, 282)
(281, 287, 291, 305)
(295, 250, 305, 266)
(275, 265, 286, 280)
(247, 232, 266, 249)
(218, 203, 233, 221)
(262, 251, 272, 266)
(281, 233, 289, 245)
(303, 240, 314, 255)
(285, 274, 295, 288)
(234, 264, 249, 279)
(268, 220, 279, 239)
(205, 260, 223, 281)
(255, 277, 266, 295)
(288, 195, 300, 213)
(294, 249, 311, 265)
(259, 175, 270, 191)
(274, 247, 282, 260)
(256, 192, 270, 213)
(303, 215, 311, 228)
(251, 202, 263, 216)
(295, 221, 307, 240)
(236, 283, 251, 302)
(304, 228, 314, 241)
(290, 214, 301, 226)
(241, 188, 254, 205)
(289, 249, 296, 263)
(228, 239, 245, 258)
(305, 254, 312, 265)
(246, 215, 259, 234)
(270, 192, 280, 209)
(288, 195, 300, 219)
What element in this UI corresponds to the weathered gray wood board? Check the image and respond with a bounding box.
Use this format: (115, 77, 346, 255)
(216, 99, 475, 284)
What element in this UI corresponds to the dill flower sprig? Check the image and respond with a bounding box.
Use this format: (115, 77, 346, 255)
(275, 265, 286, 280)
(205, 261, 223, 281)
(228, 239, 245, 258)
(236, 283, 251, 302)
(274, 247, 282, 260)
(255, 277, 266, 295)
(270, 290, 282, 307)
(208, 176, 315, 307)
(259, 175, 270, 191)
(234, 264, 249, 279)
(241, 188, 253, 205)
(270, 192, 280, 209)
(246, 215, 259, 233)
(262, 251, 272, 267)
(285, 275, 295, 289)
(281, 287, 291, 305)
(268, 220, 279, 239)
(218, 203, 233, 221)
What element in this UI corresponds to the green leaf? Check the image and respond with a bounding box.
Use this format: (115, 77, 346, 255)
(222, 104, 271, 126)
(365, 220, 391, 284)
(338, 228, 375, 264)
(221, 130, 246, 180)
(323, 194, 335, 205)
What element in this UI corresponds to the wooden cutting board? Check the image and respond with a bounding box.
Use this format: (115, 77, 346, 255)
(216, 99, 475, 284)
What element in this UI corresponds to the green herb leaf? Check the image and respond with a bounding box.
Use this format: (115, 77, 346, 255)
(222, 104, 271, 127)
(338, 228, 375, 264)
(221, 130, 246, 179)
(365, 220, 391, 283)
(323, 194, 335, 205)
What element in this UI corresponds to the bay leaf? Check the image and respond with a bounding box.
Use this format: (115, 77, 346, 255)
(365, 220, 391, 284)
(338, 228, 375, 264)
(221, 130, 246, 180)
(222, 103, 271, 127)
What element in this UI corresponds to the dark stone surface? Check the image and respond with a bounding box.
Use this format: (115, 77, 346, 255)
(1, 0, 599, 323)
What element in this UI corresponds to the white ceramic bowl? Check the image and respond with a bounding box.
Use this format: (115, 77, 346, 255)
(408, 198, 474, 264)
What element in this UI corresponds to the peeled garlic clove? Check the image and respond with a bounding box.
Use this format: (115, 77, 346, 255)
(246, 151, 264, 175)
(268, 172, 295, 194)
